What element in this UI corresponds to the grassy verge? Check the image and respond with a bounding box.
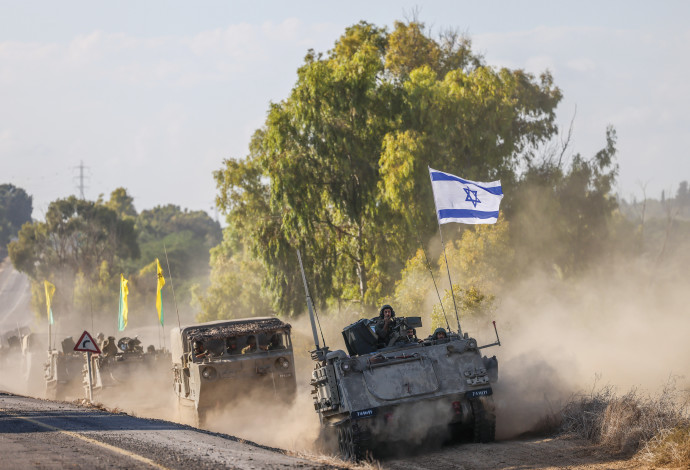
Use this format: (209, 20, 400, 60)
(559, 381, 689, 467)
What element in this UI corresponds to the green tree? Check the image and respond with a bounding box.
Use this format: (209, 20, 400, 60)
(8, 196, 139, 319)
(135, 204, 221, 281)
(105, 187, 137, 219)
(0, 184, 33, 257)
(193, 233, 273, 322)
(215, 20, 561, 315)
(509, 126, 619, 275)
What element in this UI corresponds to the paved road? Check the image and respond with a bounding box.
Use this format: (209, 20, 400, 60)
(0, 392, 333, 470)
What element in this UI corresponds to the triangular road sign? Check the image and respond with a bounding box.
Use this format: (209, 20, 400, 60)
(74, 330, 101, 354)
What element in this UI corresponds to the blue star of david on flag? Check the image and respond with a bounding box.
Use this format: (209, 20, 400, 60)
(429, 167, 504, 225)
(464, 187, 480, 208)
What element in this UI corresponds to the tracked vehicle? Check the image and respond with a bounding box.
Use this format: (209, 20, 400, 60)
(44, 337, 85, 400)
(170, 317, 296, 427)
(84, 336, 171, 400)
(298, 250, 500, 461)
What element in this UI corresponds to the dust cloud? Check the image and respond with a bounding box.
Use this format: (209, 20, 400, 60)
(489, 254, 690, 439)
(3, 238, 689, 453)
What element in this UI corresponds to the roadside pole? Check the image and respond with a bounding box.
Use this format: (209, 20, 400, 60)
(85, 351, 93, 402)
(73, 330, 101, 403)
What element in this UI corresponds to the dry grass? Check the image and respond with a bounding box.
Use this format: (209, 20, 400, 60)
(640, 425, 690, 467)
(560, 380, 690, 467)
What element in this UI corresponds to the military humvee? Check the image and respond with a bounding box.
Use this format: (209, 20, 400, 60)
(44, 337, 85, 400)
(311, 315, 499, 460)
(84, 336, 171, 400)
(170, 317, 297, 427)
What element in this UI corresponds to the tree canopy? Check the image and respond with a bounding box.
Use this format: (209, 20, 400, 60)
(214, 20, 563, 316)
(8, 188, 221, 325)
(0, 184, 33, 257)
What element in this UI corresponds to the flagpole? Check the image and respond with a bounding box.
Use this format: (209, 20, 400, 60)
(414, 224, 451, 332)
(429, 166, 463, 336)
(164, 244, 182, 331)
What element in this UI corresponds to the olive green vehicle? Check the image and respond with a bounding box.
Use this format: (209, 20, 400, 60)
(297, 250, 500, 461)
(44, 337, 85, 400)
(312, 317, 498, 460)
(170, 317, 296, 427)
(83, 336, 171, 400)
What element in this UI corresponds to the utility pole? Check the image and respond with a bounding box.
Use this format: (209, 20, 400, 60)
(73, 161, 89, 199)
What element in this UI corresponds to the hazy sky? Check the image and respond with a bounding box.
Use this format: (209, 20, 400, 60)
(1, 1, 688, 220)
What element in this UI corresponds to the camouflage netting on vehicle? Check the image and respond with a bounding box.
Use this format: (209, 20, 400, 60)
(186, 318, 291, 342)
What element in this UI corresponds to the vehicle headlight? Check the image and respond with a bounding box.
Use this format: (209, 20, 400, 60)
(341, 362, 351, 372)
(276, 357, 290, 369)
(201, 366, 217, 380)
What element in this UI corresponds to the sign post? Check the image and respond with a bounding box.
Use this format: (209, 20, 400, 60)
(74, 330, 101, 402)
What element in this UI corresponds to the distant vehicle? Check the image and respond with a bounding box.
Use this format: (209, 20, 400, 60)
(170, 317, 296, 427)
(44, 337, 85, 401)
(84, 336, 171, 401)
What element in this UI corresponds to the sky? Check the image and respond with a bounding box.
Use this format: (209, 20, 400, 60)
(1, 1, 689, 220)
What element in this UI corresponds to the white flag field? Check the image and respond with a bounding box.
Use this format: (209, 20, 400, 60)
(429, 167, 504, 225)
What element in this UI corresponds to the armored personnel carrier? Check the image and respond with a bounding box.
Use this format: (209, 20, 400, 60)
(297, 250, 500, 461)
(44, 337, 86, 400)
(84, 336, 171, 401)
(170, 317, 296, 427)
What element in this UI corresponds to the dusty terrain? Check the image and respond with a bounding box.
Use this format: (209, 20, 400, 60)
(383, 437, 646, 470)
(0, 260, 672, 469)
(0, 389, 655, 470)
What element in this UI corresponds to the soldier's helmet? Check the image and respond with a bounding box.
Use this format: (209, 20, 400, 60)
(379, 304, 396, 318)
(432, 327, 447, 339)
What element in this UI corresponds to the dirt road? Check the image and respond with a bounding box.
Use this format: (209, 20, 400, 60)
(382, 438, 646, 470)
(0, 391, 332, 469)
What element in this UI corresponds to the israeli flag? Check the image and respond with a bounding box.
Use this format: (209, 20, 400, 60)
(429, 167, 503, 224)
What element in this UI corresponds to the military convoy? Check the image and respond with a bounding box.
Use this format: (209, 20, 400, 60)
(4, 248, 501, 464)
(170, 317, 296, 427)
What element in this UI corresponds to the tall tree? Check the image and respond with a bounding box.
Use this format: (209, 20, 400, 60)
(215, 20, 562, 315)
(0, 184, 33, 257)
(8, 196, 139, 317)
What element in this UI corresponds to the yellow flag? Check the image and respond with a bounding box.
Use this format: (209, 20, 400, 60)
(44, 280, 55, 325)
(156, 258, 165, 326)
(118, 274, 129, 331)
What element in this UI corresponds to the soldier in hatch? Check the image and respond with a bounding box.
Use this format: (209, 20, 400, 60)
(429, 327, 448, 342)
(102, 336, 118, 356)
(374, 304, 399, 346)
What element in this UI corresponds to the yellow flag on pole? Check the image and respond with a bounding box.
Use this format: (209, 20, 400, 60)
(118, 274, 129, 331)
(44, 280, 55, 325)
(156, 258, 165, 326)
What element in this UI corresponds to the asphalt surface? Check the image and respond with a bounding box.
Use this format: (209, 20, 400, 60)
(0, 392, 332, 470)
